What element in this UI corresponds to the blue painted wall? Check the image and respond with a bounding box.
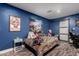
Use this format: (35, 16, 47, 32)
(0, 4, 50, 51)
(49, 14, 79, 35)
(49, 21, 59, 35)
(69, 14, 79, 35)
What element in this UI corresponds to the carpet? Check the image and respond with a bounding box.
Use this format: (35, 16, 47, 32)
(0, 41, 79, 56)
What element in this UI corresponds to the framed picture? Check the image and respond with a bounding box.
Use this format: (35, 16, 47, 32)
(76, 20, 79, 27)
(10, 16, 21, 32)
(29, 18, 42, 32)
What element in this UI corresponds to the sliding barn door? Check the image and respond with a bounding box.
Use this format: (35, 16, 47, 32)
(59, 20, 69, 41)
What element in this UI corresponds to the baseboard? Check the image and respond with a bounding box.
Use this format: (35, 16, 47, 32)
(0, 48, 13, 54)
(0, 45, 25, 54)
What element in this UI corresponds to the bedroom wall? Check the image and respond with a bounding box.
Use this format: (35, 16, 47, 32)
(49, 21, 59, 35)
(0, 3, 50, 51)
(49, 14, 79, 35)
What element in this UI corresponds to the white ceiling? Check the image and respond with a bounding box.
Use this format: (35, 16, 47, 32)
(9, 3, 79, 19)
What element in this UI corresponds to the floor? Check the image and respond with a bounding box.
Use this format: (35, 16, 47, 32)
(0, 41, 79, 56)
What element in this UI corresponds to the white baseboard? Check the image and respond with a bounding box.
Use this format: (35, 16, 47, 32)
(0, 48, 13, 54)
(0, 45, 25, 54)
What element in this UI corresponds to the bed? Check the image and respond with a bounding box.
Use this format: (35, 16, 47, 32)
(24, 36, 59, 56)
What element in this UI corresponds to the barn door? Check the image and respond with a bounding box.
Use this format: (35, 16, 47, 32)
(59, 20, 69, 41)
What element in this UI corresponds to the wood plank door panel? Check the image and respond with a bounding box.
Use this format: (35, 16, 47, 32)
(59, 20, 69, 41)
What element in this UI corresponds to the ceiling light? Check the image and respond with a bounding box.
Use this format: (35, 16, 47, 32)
(57, 9, 61, 13)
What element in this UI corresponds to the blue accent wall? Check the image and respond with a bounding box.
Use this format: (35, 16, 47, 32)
(0, 4, 50, 51)
(69, 14, 79, 35)
(49, 14, 79, 35)
(49, 21, 59, 35)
